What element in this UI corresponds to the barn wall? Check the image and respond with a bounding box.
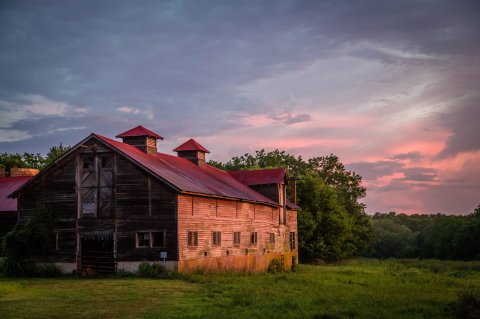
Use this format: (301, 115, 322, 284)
(16, 137, 178, 267)
(114, 155, 177, 262)
(177, 194, 298, 272)
(17, 150, 78, 263)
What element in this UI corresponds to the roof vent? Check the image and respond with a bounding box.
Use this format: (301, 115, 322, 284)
(173, 139, 210, 166)
(116, 125, 163, 154)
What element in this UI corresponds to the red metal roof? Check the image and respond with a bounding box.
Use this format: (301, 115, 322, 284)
(286, 199, 301, 210)
(0, 176, 32, 211)
(228, 168, 286, 186)
(94, 134, 278, 207)
(173, 139, 210, 153)
(115, 125, 164, 139)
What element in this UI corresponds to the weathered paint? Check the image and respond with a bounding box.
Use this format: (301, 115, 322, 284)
(177, 194, 298, 272)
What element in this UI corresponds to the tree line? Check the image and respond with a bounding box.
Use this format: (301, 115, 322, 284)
(209, 149, 373, 262)
(0, 144, 70, 175)
(364, 207, 480, 260)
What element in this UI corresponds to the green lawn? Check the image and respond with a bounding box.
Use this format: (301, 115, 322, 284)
(1, 259, 479, 319)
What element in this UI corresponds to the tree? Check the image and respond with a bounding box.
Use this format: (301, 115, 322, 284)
(0, 143, 71, 174)
(297, 174, 355, 262)
(209, 149, 372, 261)
(43, 143, 71, 167)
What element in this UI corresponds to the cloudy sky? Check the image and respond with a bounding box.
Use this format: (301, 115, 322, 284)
(1, 0, 479, 214)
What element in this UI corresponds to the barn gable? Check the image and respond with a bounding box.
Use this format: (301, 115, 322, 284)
(10, 126, 298, 274)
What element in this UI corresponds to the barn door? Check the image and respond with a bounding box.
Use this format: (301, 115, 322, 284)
(79, 234, 115, 275)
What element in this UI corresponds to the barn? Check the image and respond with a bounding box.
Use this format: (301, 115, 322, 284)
(0, 168, 38, 245)
(9, 126, 299, 274)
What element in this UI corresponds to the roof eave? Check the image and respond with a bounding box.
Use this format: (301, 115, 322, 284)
(179, 191, 280, 208)
(8, 133, 98, 198)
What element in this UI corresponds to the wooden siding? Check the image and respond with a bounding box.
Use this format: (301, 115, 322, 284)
(115, 155, 177, 262)
(16, 136, 178, 266)
(177, 194, 297, 271)
(18, 150, 78, 262)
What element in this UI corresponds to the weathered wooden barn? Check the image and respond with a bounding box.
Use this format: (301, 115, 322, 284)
(0, 168, 38, 245)
(10, 126, 298, 274)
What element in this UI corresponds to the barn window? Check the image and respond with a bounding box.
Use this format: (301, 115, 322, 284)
(250, 232, 257, 245)
(289, 232, 296, 250)
(269, 232, 275, 244)
(212, 231, 221, 246)
(79, 153, 113, 218)
(233, 232, 241, 246)
(136, 231, 165, 248)
(188, 231, 198, 247)
(137, 232, 150, 247)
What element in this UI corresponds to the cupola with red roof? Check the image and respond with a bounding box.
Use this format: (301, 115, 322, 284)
(115, 125, 163, 154)
(173, 138, 210, 166)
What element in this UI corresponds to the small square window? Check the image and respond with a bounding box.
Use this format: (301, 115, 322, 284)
(269, 233, 275, 244)
(289, 232, 296, 250)
(212, 231, 221, 246)
(250, 232, 257, 245)
(233, 232, 241, 246)
(137, 232, 150, 247)
(188, 231, 198, 247)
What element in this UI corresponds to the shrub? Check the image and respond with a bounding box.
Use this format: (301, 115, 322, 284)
(1, 207, 57, 277)
(268, 258, 285, 273)
(138, 262, 182, 279)
(0, 258, 63, 277)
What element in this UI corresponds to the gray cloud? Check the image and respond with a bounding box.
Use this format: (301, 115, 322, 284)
(437, 100, 480, 158)
(347, 160, 404, 180)
(391, 152, 422, 161)
(1, 0, 480, 213)
(398, 167, 437, 182)
(273, 113, 311, 125)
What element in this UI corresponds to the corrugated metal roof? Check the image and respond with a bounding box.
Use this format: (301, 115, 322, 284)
(115, 125, 164, 139)
(286, 199, 301, 210)
(173, 138, 210, 153)
(228, 168, 286, 186)
(0, 176, 32, 211)
(94, 134, 278, 207)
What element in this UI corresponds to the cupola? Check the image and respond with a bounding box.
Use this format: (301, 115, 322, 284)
(116, 125, 163, 154)
(173, 139, 210, 166)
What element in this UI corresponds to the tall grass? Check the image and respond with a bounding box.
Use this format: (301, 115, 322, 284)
(0, 259, 479, 318)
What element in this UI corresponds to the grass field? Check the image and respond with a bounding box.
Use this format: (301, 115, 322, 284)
(1, 259, 479, 319)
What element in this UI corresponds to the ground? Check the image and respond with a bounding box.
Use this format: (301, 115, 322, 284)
(1, 259, 479, 318)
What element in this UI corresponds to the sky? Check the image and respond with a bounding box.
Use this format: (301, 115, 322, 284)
(1, 0, 479, 215)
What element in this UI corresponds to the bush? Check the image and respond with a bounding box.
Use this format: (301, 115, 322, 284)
(449, 290, 480, 319)
(138, 262, 182, 279)
(1, 207, 57, 277)
(0, 258, 63, 277)
(268, 258, 285, 273)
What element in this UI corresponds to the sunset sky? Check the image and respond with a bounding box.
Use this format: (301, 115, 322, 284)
(1, 1, 479, 214)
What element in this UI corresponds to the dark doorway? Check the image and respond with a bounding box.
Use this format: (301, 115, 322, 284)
(79, 235, 115, 275)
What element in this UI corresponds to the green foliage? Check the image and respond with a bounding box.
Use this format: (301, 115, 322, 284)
(43, 143, 71, 167)
(209, 149, 372, 262)
(0, 144, 71, 174)
(1, 260, 480, 318)
(0, 258, 63, 278)
(1, 207, 56, 277)
(365, 205, 480, 260)
(298, 174, 354, 262)
(138, 262, 182, 279)
(366, 218, 418, 258)
(267, 258, 285, 273)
